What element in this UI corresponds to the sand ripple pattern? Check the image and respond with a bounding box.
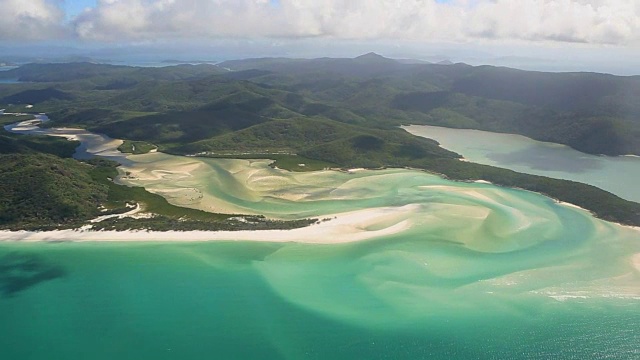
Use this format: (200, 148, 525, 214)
(115, 153, 640, 327)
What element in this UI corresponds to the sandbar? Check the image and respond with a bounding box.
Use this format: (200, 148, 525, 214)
(0, 206, 414, 244)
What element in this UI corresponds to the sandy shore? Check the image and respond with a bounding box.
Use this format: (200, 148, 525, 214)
(633, 253, 640, 271)
(3, 116, 638, 246)
(555, 200, 590, 212)
(0, 206, 415, 244)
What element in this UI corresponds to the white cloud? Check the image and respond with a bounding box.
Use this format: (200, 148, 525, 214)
(73, 0, 289, 41)
(70, 0, 640, 45)
(2, 0, 640, 46)
(0, 0, 66, 40)
(463, 0, 640, 45)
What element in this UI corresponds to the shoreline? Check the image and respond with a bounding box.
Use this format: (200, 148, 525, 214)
(3, 116, 639, 242)
(1, 197, 638, 244)
(0, 206, 415, 244)
(403, 124, 640, 159)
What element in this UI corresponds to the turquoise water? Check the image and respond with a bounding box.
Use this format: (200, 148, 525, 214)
(1, 235, 638, 359)
(404, 125, 640, 202)
(1, 174, 639, 359)
(1, 119, 639, 359)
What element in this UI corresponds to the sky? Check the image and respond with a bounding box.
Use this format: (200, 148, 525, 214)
(64, 0, 97, 19)
(1, 0, 640, 73)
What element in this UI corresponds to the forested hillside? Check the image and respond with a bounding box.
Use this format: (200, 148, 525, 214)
(218, 55, 640, 155)
(0, 114, 315, 231)
(1, 59, 639, 228)
(2, 58, 639, 155)
(0, 154, 108, 230)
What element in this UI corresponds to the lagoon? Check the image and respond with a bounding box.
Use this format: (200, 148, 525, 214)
(404, 125, 640, 202)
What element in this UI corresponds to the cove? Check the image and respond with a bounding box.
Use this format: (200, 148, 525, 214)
(404, 125, 640, 203)
(0, 116, 639, 359)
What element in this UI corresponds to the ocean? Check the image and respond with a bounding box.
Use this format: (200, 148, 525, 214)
(1, 119, 638, 359)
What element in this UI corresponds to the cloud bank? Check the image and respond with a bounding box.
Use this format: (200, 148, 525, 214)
(3, 0, 640, 46)
(0, 0, 66, 40)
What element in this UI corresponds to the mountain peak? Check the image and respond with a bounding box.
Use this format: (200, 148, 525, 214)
(356, 52, 383, 58)
(353, 52, 395, 63)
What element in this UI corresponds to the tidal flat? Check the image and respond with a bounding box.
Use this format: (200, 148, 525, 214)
(2, 156, 639, 359)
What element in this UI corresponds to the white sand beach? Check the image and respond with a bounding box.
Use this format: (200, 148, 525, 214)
(0, 206, 414, 244)
(3, 115, 639, 249)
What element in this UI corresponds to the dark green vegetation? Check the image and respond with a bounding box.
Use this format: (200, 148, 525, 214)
(199, 153, 336, 172)
(175, 118, 457, 169)
(1, 58, 639, 228)
(218, 53, 640, 156)
(0, 62, 225, 84)
(0, 154, 109, 230)
(265, 155, 336, 172)
(91, 216, 315, 232)
(0, 153, 315, 231)
(0, 115, 78, 158)
(0, 116, 105, 229)
(423, 159, 640, 226)
(117, 140, 157, 154)
(0, 114, 35, 125)
(0, 131, 78, 158)
(2, 56, 639, 156)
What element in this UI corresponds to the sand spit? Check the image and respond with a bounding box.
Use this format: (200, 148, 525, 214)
(89, 203, 142, 223)
(555, 200, 590, 212)
(4, 115, 639, 247)
(0, 206, 414, 244)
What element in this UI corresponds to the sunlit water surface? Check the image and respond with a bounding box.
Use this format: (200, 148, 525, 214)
(0, 118, 638, 359)
(404, 125, 640, 202)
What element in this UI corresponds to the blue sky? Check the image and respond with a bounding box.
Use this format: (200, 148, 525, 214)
(63, 0, 284, 18)
(64, 0, 97, 18)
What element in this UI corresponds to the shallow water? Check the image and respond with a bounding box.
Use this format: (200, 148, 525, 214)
(404, 125, 640, 202)
(0, 229, 638, 359)
(1, 118, 639, 359)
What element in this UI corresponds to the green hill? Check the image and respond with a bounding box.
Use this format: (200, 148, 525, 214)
(0, 114, 78, 157)
(219, 56, 640, 156)
(1, 59, 640, 228)
(0, 62, 225, 84)
(0, 154, 109, 230)
(6, 58, 638, 156)
(175, 117, 457, 167)
(3, 58, 639, 156)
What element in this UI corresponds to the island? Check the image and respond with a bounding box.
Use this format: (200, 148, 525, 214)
(0, 56, 639, 234)
(1, 54, 639, 360)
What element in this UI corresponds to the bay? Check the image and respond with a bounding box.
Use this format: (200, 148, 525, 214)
(0, 117, 638, 359)
(404, 125, 640, 202)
